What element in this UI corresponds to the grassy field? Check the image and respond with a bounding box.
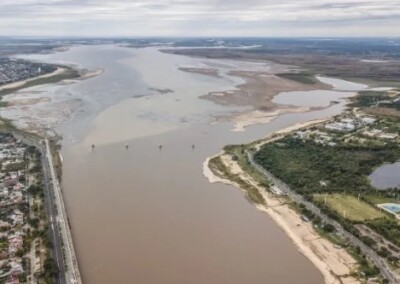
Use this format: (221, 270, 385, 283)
(314, 194, 386, 221)
(364, 194, 400, 205)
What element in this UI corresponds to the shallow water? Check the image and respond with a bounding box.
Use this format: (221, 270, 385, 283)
(4, 46, 361, 283)
(316, 76, 368, 91)
(369, 162, 400, 189)
(273, 89, 355, 107)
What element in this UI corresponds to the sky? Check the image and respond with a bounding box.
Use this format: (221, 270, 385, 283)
(0, 0, 399, 37)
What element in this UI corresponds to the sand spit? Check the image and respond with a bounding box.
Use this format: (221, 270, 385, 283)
(230, 106, 317, 132)
(203, 121, 359, 284)
(0, 67, 66, 91)
(78, 68, 104, 80)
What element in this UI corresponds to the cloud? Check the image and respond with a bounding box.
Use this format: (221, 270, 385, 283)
(0, 0, 399, 36)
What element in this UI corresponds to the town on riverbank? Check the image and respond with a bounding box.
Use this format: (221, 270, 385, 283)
(207, 88, 400, 283)
(0, 131, 56, 284)
(0, 125, 82, 284)
(1, 38, 400, 283)
(0, 47, 83, 283)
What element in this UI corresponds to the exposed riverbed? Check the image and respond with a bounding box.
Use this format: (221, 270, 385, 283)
(0, 45, 369, 284)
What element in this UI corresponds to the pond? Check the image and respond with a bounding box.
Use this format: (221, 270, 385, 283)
(369, 162, 400, 189)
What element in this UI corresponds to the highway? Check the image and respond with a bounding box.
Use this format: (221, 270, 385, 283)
(40, 141, 67, 284)
(14, 132, 82, 284)
(247, 151, 398, 284)
(44, 139, 82, 284)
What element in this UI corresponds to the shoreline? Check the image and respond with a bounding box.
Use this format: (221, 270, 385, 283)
(1, 47, 366, 282)
(178, 65, 333, 131)
(203, 119, 359, 284)
(78, 68, 104, 80)
(0, 67, 66, 91)
(229, 106, 322, 132)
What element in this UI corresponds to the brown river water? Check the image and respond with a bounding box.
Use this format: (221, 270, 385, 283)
(3, 45, 366, 283)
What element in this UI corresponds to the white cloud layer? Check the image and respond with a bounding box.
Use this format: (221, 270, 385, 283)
(0, 0, 399, 36)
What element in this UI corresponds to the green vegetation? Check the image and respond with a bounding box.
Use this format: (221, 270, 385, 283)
(0, 67, 80, 97)
(223, 145, 270, 188)
(375, 116, 400, 135)
(347, 246, 381, 278)
(254, 137, 400, 195)
(349, 91, 392, 108)
(253, 131, 400, 269)
(366, 218, 400, 248)
(208, 155, 265, 205)
(363, 194, 400, 205)
(314, 194, 385, 221)
(38, 255, 57, 284)
(4, 162, 25, 172)
(277, 72, 317, 85)
(349, 91, 400, 119)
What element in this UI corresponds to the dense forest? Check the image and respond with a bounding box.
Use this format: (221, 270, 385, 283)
(254, 137, 400, 195)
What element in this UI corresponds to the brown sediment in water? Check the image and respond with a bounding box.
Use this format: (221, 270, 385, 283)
(203, 120, 360, 284)
(3, 46, 356, 284)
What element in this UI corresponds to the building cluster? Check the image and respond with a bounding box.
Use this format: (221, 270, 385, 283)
(363, 129, 399, 140)
(295, 130, 337, 147)
(0, 133, 28, 284)
(0, 58, 56, 85)
(324, 116, 376, 132)
(295, 112, 399, 147)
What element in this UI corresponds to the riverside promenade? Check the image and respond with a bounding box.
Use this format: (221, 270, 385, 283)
(13, 130, 82, 284)
(44, 138, 82, 284)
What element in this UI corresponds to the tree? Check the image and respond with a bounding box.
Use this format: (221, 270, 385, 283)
(323, 224, 335, 233)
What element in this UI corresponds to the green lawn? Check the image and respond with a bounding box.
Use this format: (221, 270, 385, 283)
(314, 194, 386, 221)
(364, 194, 400, 205)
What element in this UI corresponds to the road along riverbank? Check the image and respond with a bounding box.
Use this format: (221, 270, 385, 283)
(8, 128, 82, 284)
(203, 120, 360, 284)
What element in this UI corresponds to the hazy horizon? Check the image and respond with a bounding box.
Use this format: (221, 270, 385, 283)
(1, 0, 399, 37)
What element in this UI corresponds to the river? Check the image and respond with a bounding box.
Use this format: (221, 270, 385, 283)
(2, 45, 363, 283)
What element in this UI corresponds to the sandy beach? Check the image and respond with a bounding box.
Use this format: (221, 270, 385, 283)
(78, 68, 104, 80)
(230, 106, 321, 132)
(203, 120, 360, 284)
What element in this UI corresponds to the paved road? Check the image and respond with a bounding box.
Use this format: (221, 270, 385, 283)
(44, 139, 82, 284)
(14, 134, 67, 284)
(247, 151, 398, 284)
(15, 133, 82, 283)
(40, 142, 67, 284)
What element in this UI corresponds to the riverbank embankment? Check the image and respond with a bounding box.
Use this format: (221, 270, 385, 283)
(203, 120, 360, 284)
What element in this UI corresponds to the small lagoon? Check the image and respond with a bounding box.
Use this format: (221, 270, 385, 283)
(369, 162, 400, 189)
